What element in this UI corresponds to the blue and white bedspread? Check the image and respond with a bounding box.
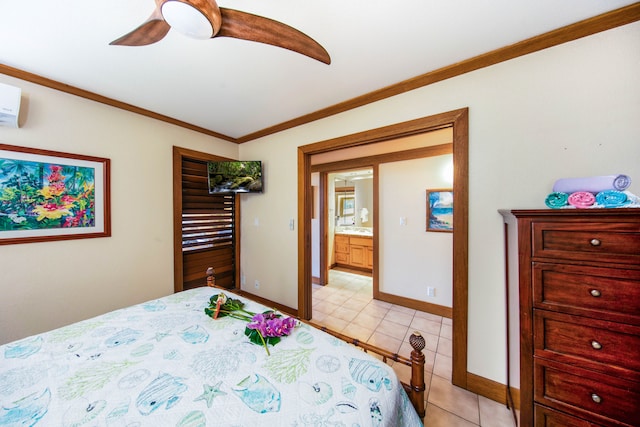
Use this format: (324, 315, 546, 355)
(0, 287, 422, 426)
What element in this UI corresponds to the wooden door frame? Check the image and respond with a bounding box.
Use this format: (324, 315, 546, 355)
(319, 171, 328, 286)
(298, 108, 469, 388)
(172, 146, 239, 293)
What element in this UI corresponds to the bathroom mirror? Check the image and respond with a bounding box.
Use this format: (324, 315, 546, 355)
(332, 170, 373, 229)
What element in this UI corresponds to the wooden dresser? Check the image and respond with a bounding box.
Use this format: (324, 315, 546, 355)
(505, 209, 640, 427)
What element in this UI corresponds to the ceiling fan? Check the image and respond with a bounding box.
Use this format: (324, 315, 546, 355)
(110, 0, 330, 64)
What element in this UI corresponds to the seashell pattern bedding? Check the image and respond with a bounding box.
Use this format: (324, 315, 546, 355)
(0, 287, 422, 426)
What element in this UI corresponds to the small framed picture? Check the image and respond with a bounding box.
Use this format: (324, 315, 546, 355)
(340, 196, 355, 216)
(426, 189, 453, 232)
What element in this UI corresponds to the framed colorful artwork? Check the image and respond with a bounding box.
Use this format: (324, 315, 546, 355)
(426, 189, 453, 232)
(0, 144, 110, 245)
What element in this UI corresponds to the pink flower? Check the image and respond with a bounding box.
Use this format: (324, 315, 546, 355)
(63, 216, 77, 228)
(247, 312, 297, 338)
(279, 317, 297, 335)
(47, 165, 65, 183)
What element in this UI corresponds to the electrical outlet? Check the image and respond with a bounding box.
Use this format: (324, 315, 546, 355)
(241, 275, 246, 286)
(426, 287, 436, 297)
(254, 280, 260, 290)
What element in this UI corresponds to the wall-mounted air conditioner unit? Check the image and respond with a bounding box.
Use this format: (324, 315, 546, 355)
(0, 83, 21, 128)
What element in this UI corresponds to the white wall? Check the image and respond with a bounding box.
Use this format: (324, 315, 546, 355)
(379, 155, 453, 307)
(354, 178, 373, 227)
(236, 136, 300, 306)
(0, 75, 238, 345)
(239, 21, 640, 384)
(311, 172, 320, 278)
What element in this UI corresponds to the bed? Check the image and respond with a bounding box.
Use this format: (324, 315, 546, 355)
(0, 286, 425, 426)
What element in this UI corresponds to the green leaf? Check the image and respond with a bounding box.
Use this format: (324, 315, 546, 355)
(265, 336, 281, 346)
(204, 294, 253, 320)
(245, 328, 264, 346)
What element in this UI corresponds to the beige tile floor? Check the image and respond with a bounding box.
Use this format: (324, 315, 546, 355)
(312, 269, 517, 426)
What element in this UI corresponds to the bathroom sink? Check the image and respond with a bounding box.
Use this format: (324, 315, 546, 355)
(336, 227, 373, 236)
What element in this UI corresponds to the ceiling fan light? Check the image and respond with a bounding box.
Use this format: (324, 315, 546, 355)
(161, 1, 213, 39)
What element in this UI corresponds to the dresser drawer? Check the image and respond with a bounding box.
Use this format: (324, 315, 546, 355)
(534, 358, 640, 427)
(535, 404, 604, 427)
(534, 310, 640, 378)
(533, 262, 640, 325)
(531, 221, 640, 265)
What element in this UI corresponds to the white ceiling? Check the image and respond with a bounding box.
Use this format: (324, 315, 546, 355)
(332, 169, 373, 183)
(0, 0, 636, 140)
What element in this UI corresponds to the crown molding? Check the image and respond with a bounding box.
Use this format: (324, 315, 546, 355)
(237, 3, 640, 142)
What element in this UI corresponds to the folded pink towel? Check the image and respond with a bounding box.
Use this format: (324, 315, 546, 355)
(568, 191, 596, 208)
(553, 175, 631, 193)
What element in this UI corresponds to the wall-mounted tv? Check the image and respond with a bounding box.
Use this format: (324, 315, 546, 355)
(208, 160, 263, 194)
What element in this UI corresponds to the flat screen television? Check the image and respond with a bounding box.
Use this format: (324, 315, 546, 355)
(208, 160, 263, 194)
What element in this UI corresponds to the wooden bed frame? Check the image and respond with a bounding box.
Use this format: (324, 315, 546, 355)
(205, 268, 426, 418)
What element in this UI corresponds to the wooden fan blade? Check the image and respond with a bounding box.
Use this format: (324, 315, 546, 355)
(110, 8, 170, 46)
(218, 8, 330, 64)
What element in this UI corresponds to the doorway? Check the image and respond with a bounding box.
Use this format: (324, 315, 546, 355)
(298, 108, 469, 388)
(311, 168, 375, 316)
(322, 169, 374, 278)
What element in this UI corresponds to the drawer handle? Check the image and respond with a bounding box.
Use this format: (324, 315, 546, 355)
(591, 340, 602, 350)
(591, 393, 602, 404)
(590, 289, 601, 297)
(589, 238, 601, 246)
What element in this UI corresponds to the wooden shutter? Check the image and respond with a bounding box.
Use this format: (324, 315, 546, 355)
(181, 158, 236, 289)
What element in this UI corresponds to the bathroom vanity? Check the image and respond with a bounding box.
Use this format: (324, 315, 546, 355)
(334, 227, 373, 272)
